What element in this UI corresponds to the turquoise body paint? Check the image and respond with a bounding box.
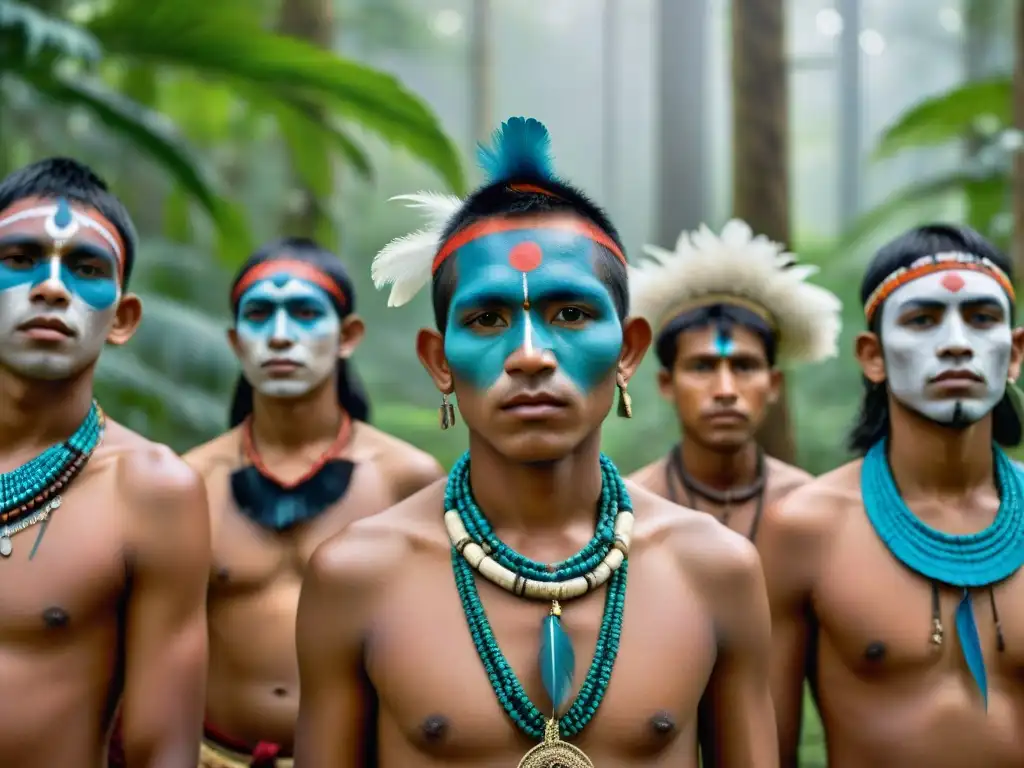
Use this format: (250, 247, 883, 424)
(713, 326, 734, 357)
(444, 228, 622, 392)
(0, 238, 118, 311)
(237, 277, 338, 340)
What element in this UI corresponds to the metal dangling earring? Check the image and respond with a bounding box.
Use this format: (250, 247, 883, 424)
(439, 392, 456, 430)
(616, 373, 633, 418)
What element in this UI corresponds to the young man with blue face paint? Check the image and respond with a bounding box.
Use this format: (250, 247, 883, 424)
(759, 224, 1024, 767)
(0, 158, 211, 768)
(628, 221, 842, 543)
(181, 238, 442, 766)
(294, 118, 778, 767)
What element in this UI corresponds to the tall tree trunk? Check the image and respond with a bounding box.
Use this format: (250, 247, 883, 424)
(731, 0, 796, 464)
(469, 0, 493, 146)
(277, 0, 334, 238)
(1012, 0, 1024, 275)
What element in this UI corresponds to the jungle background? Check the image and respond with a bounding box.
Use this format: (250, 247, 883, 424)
(3, 0, 1020, 764)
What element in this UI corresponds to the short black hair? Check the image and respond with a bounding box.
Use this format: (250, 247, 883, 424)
(848, 223, 1019, 453)
(228, 237, 370, 426)
(0, 157, 138, 285)
(430, 179, 628, 332)
(654, 304, 777, 370)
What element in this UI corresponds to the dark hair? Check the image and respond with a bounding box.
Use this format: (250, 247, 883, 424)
(0, 157, 138, 285)
(654, 304, 777, 369)
(430, 179, 628, 332)
(848, 223, 1019, 453)
(228, 237, 370, 426)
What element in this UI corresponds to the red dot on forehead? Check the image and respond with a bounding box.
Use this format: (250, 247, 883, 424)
(508, 241, 543, 273)
(940, 272, 966, 293)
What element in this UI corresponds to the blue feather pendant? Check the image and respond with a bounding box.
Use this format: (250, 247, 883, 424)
(955, 589, 988, 709)
(539, 601, 576, 715)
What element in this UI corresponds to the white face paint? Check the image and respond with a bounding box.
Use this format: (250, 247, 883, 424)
(0, 199, 122, 380)
(880, 269, 1013, 426)
(235, 276, 341, 399)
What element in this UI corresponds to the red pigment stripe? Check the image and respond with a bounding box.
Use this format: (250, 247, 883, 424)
(865, 261, 1015, 322)
(432, 215, 625, 274)
(231, 259, 346, 307)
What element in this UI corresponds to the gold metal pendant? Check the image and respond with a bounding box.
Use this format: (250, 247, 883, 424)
(517, 719, 594, 768)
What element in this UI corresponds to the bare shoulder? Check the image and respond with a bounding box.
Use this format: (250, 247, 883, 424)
(765, 456, 814, 500)
(626, 455, 667, 490)
(348, 421, 445, 498)
(104, 420, 207, 524)
(760, 458, 861, 545)
(309, 480, 447, 598)
(181, 427, 241, 478)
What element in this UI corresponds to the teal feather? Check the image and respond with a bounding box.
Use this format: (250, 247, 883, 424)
(955, 590, 988, 709)
(539, 613, 575, 713)
(477, 116, 555, 184)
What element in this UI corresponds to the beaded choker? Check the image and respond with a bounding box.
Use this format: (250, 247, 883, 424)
(0, 400, 105, 558)
(230, 412, 355, 531)
(861, 439, 1024, 708)
(666, 444, 767, 541)
(445, 452, 633, 768)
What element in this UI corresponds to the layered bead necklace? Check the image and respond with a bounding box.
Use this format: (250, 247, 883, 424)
(861, 438, 1024, 709)
(0, 400, 105, 558)
(445, 452, 634, 768)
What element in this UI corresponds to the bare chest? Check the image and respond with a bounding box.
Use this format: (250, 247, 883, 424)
(815, 512, 1024, 684)
(209, 462, 394, 594)
(0, 466, 126, 646)
(367, 548, 715, 763)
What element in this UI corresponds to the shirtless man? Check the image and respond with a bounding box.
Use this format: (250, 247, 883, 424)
(184, 237, 443, 766)
(628, 221, 841, 541)
(0, 158, 209, 767)
(294, 117, 777, 767)
(759, 223, 1024, 767)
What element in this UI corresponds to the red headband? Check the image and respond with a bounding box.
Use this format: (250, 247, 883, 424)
(432, 214, 625, 274)
(231, 259, 347, 308)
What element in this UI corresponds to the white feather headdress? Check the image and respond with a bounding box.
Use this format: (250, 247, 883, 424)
(630, 219, 843, 364)
(371, 192, 464, 307)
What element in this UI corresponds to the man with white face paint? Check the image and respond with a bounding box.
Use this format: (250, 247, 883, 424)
(180, 237, 443, 766)
(758, 224, 1024, 768)
(0, 158, 211, 768)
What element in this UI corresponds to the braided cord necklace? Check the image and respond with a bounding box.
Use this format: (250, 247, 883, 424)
(0, 400, 105, 558)
(447, 452, 632, 766)
(861, 438, 1024, 707)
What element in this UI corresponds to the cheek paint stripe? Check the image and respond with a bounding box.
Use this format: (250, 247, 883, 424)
(231, 259, 347, 307)
(0, 205, 125, 280)
(433, 214, 625, 273)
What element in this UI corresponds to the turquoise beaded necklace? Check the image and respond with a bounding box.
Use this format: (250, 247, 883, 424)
(862, 438, 1024, 707)
(447, 451, 631, 748)
(0, 400, 104, 558)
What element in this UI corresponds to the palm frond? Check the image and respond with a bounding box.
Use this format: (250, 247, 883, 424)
(0, 0, 101, 63)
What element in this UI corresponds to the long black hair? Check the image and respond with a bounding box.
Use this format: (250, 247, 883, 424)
(228, 237, 370, 427)
(847, 223, 1018, 453)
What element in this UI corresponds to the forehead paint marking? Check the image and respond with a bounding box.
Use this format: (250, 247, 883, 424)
(444, 228, 623, 392)
(941, 272, 966, 293)
(0, 200, 124, 277)
(231, 259, 346, 308)
(714, 326, 734, 357)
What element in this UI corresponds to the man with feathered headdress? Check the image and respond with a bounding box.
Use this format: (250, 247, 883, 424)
(628, 221, 842, 542)
(293, 117, 777, 767)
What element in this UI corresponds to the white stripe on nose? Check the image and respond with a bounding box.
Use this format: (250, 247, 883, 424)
(272, 308, 290, 339)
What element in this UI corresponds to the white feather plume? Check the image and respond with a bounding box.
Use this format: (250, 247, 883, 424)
(372, 192, 464, 307)
(630, 219, 843, 364)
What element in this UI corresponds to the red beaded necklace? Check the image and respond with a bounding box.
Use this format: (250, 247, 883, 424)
(242, 410, 352, 489)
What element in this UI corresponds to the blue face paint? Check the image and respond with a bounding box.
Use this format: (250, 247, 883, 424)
(713, 325, 734, 357)
(236, 277, 338, 340)
(443, 227, 623, 392)
(0, 236, 119, 311)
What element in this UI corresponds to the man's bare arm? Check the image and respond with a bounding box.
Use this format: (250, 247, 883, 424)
(120, 448, 211, 768)
(757, 497, 822, 768)
(294, 524, 401, 767)
(697, 534, 778, 768)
